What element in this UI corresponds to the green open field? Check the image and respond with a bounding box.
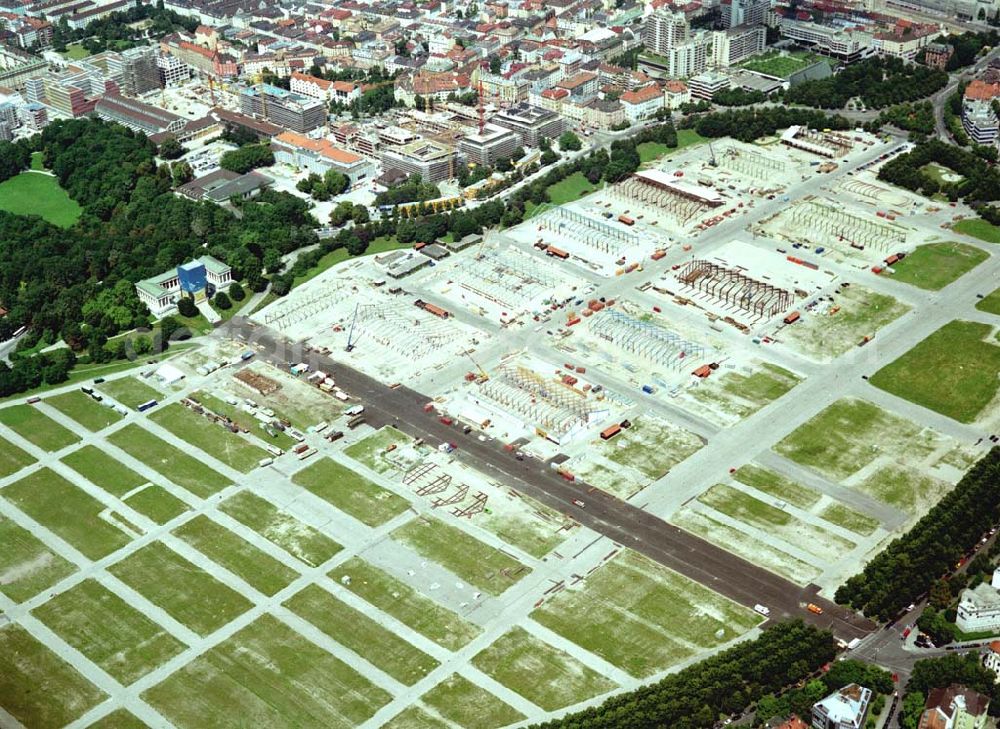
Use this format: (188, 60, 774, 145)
(871, 320, 1000, 423)
(602, 416, 703, 481)
(173, 515, 299, 596)
(87, 709, 147, 729)
(292, 457, 409, 527)
(46, 391, 121, 431)
(739, 50, 825, 78)
(62, 42, 91, 60)
(889, 242, 988, 290)
(532, 550, 762, 678)
(331, 557, 481, 651)
(383, 706, 451, 729)
(32, 578, 187, 684)
(691, 363, 801, 420)
(818, 502, 880, 536)
(150, 403, 268, 473)
(774, 398, 937, 481)
(109, 424, 230, 498)
(285, 584, 440, 685)
(0, 172, 83, 228)
(343, 426, 412, 474)
(954, 217, 1000, 244)
(472, 626, 617, 711)
(697, 483, 855, 563)
(143, 614, 391, 728)
(124, 485, 190, 525)
(97, 378, 162, 409)
(672, 508, 820, 584)
(0, 435, 34, 477)
(62, 444, 147, 497)
(0, 515, 76, 602)
(0, 404, 80, 451)
(637, 129, 707, 164)
(921, 162, 964, 186)
(525, 172, 605, 219)
(782, 284, 910, 359)
(219, 491, 342, 568)
(4, 468, 132, 560)
(855, 464, 952, 515)
(0, 622, 105, 728)
(475, 494, 573, 559)
(420, 673, 525, 729)
(392, 517, 530, 596)
(977, 288, 1000, 316)
(109, 541, 253, 636)
(733, 464, 819, 509)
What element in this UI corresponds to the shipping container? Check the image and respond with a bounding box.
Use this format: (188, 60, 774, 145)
(618, 215, 635, 226)
(545, 245, 569, 260)
(641, 384, 655, 394)
(692, 365, 712, 378)
(783, 311, 800, 325)
(600, 424, 622, 440)
(807, 603, 824, 615)
(651, 250, 666, 260)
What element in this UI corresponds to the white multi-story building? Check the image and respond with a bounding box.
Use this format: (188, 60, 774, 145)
(642, 10, 690, 55)
(957, 569, 1000, 632)
(811, 684, 872, 729)
(720, 0, 769, 28)
(711, 25, 766, 67)
(962, 80, 1000, 148)
(779, 19, 873, 63)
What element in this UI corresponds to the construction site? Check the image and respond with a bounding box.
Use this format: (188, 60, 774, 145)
(11, 124, 998, 729)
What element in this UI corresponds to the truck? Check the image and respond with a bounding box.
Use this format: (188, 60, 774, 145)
(754, 604, 771, 617)
(347, 415, 366, 429)
(641, 384, 655, 394)
(807, 603, 824, 615)
(545, 245, 569, 260)
(783, 311, 801, 325)
(600, 424, 622, 440)
(137, 399, 158, 413)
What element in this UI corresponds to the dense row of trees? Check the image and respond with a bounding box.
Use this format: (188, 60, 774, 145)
(875, 102, 936, 137)
(296, 169, 349, 201)
(219, 143, 274, 174)
(836, 448, 1000, 619)
(785, 57, 947, 110)
(877, 139, 1000, 203)
(711, 88, 769, 107)
(682, 106, 851, 142)
(374, 173, 441, 206)
(0, 138, 30, 184)
(0, 349, 76, 398)
(531, 621, 836, 729)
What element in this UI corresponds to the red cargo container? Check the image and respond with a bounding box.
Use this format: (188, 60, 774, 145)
(439, 416, 453, 426)
(692, 365, 712, 378)
(546, 246, 569, 259)
(884, 254, 899, 266)
(600, 424, 622, 440)
(589, 301, 605, 312)
(618, 215, 635, 226)
(783, 311, 800, 325)
(651, 250, 666, 260)
(562, 375, 578, 386)
(423, 302, 449, 319)
(567, 317, 581, 326)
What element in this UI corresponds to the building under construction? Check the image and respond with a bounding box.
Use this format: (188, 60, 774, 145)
(239, 84, 326, 133)
(381, 138, 462, 183)
(458, 123, 520, 166)
(677, 259, 793, 321)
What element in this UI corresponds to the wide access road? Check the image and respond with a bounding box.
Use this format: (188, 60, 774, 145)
(223, 316, 875, 642)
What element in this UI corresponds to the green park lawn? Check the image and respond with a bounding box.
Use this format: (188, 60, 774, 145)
(0, 172, 82, 228)
(870, 320, 1000, 423)
(109, 424, 231, 498)
(292, 457, 409, 527)
(32, 578, 187, 684)
(637, 129, 707, 164)
(954, 217, 1000, 244)
(0, 515, 77, 603)
(977, 288, 1000, 316)
(739, 50, 823, 78)
(149, 403, 268, 473)
(46, 390, 121, 431)
(142, 614, 391, 728)
(889, 242, 987, 290)
(0, 404, 80, 451)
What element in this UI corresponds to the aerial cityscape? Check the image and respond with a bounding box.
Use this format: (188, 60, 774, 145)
(0, 0, 998, 726)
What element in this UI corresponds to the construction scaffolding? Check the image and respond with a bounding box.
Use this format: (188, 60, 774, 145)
(611, 177, 706, 224)
(353, 303, 470, 360)
(261, 280, 349, 328)
(588, 309, 705, 371)
(480, 362, 599, 439)
(458, 244, 568, 313)
(678, 260, 792, 320)
(791, 201, 906, 252)
(718, 145, 785, 180)
(537, 207, 642, 253)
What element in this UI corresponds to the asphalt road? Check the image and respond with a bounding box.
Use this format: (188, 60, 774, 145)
(223, 315, 875, 642)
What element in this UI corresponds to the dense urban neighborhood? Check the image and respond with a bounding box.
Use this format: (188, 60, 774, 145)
(1, 0, 1000, 726)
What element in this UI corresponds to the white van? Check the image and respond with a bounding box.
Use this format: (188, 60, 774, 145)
(345, 405, 365, 417)
(753, 604, 770, 617)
